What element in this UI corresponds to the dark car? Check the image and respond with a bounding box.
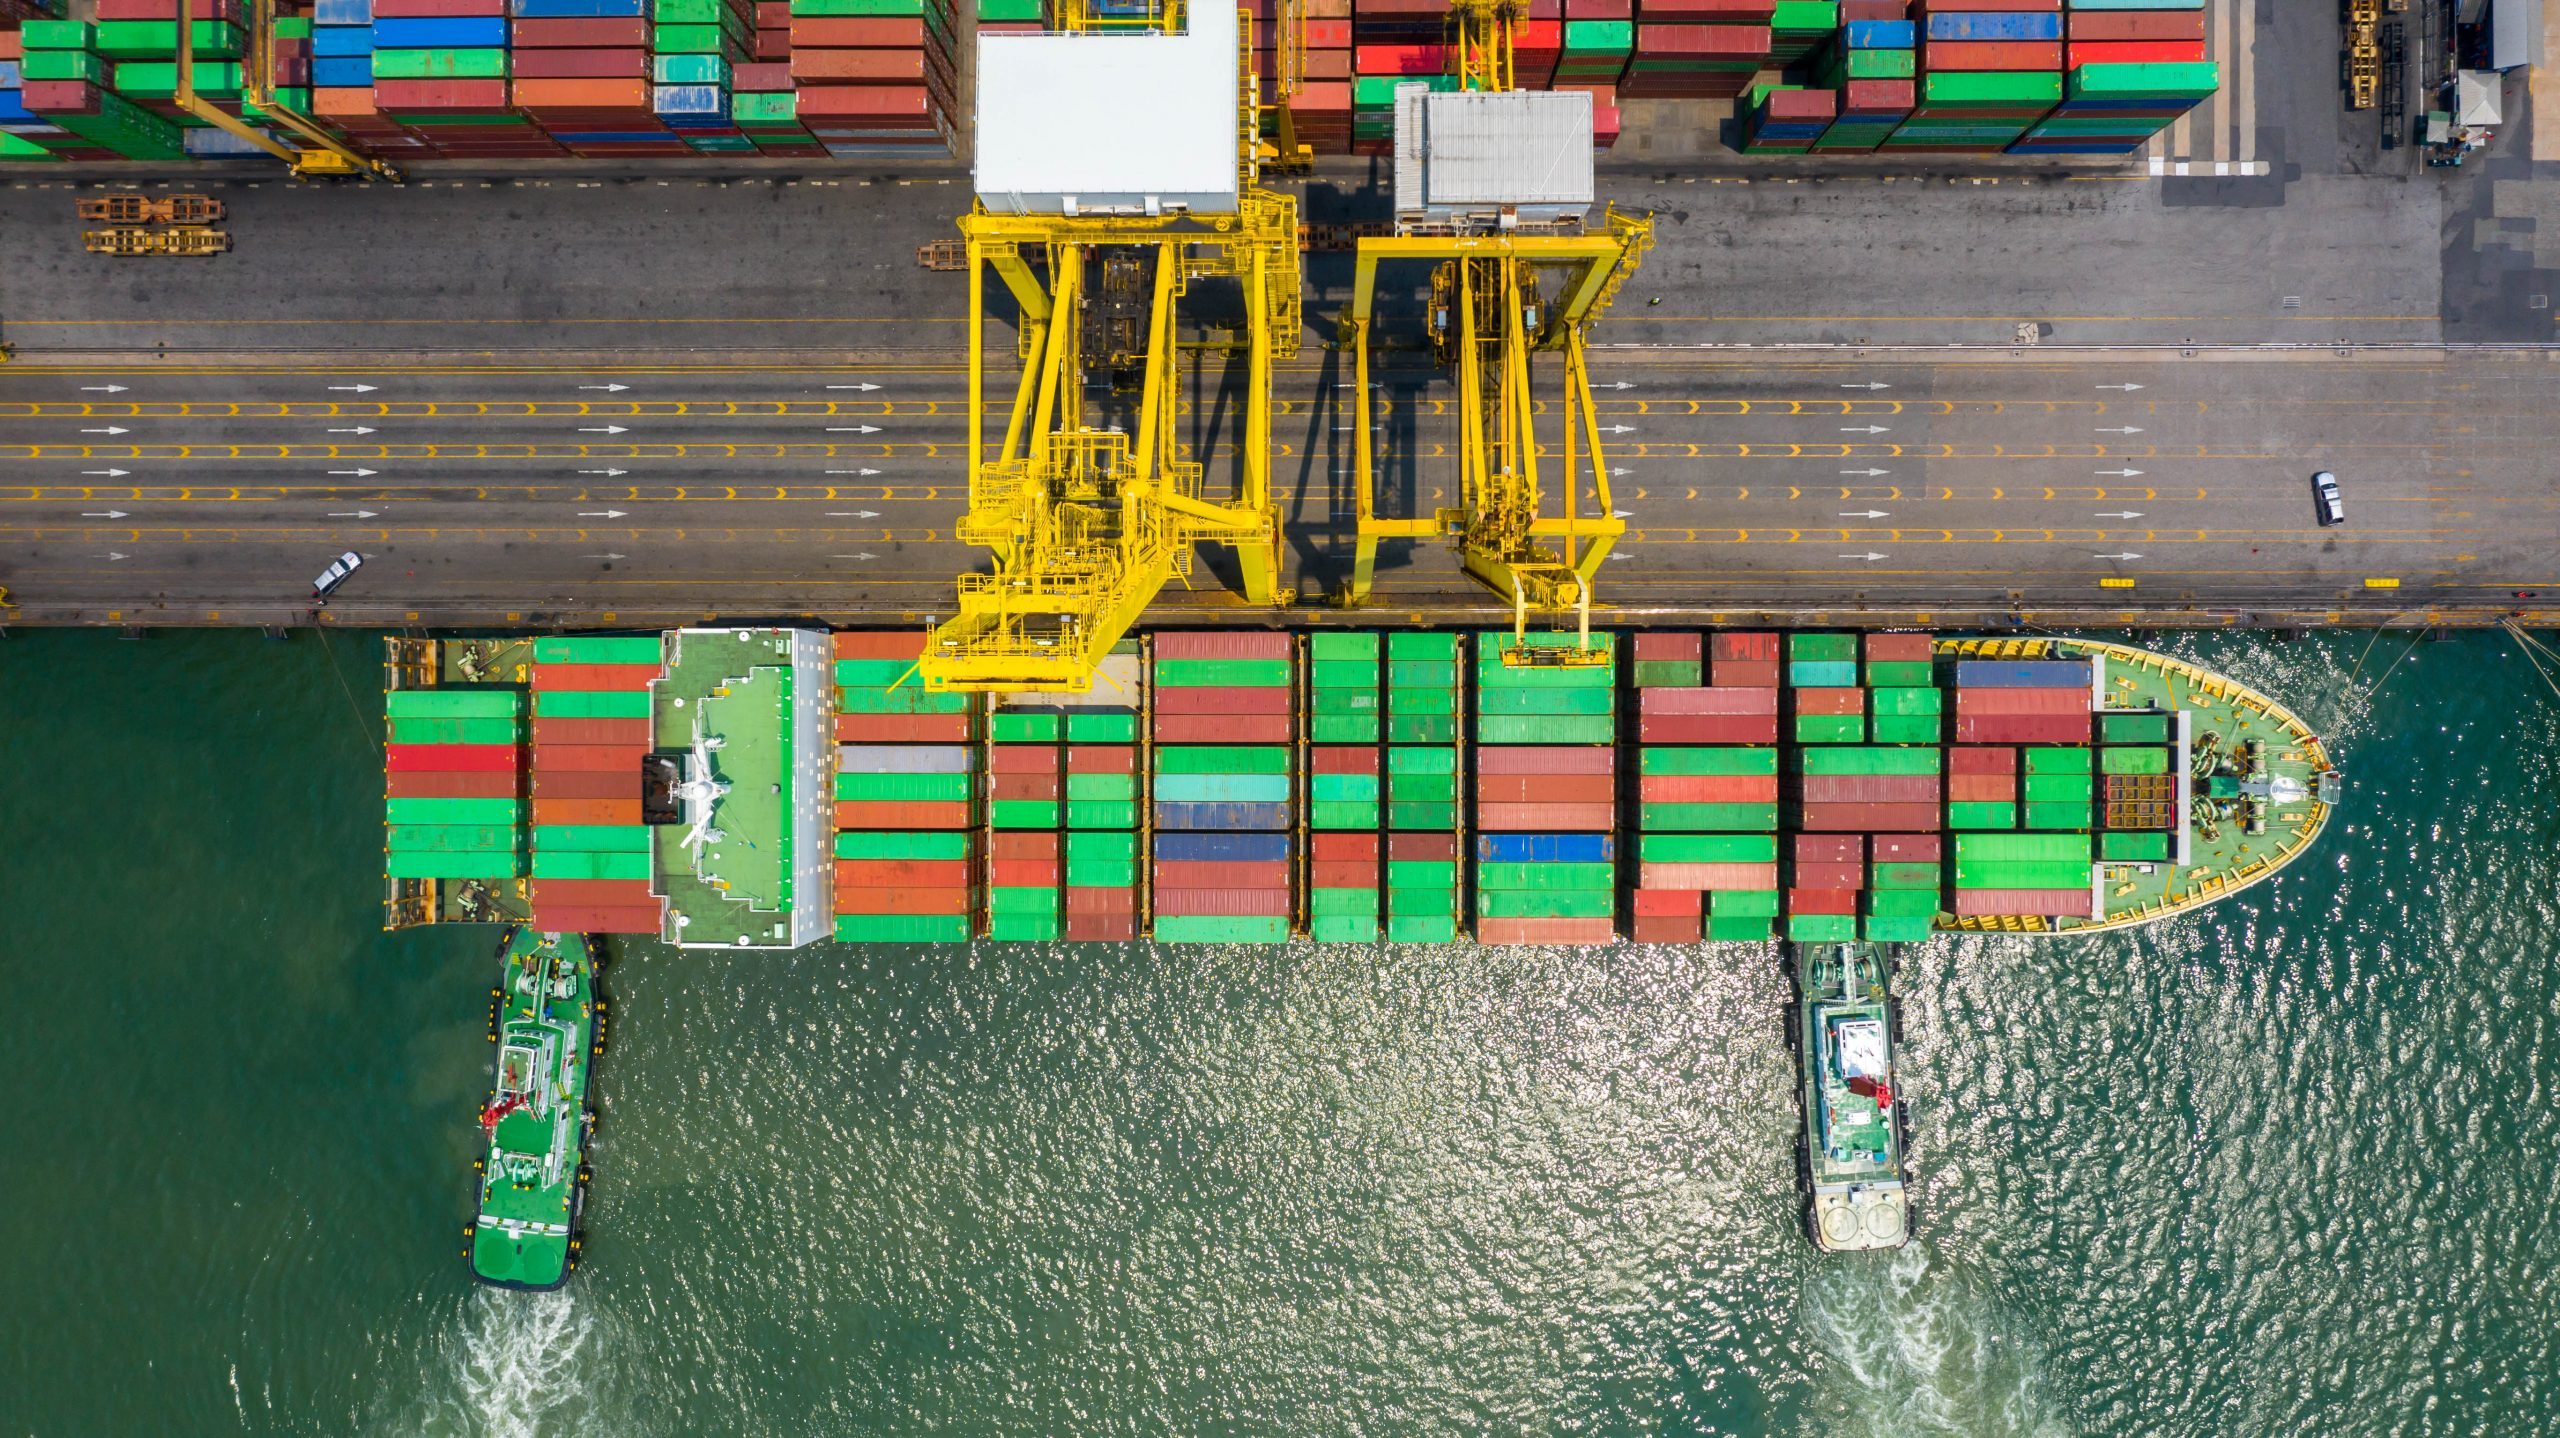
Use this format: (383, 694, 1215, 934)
(2312, 471, 2345, 527)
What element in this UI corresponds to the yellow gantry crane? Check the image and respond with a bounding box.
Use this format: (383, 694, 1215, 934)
(1336, 0, 1649, 662)
(920, 2, 1298, 692)
(177, 0, 399, 179)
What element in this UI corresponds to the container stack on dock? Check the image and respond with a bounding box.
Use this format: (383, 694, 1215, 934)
(2012, 56, 2215, 155)
(1740, 80, 1834, 153)
(528, 638, 665, 934)
(15, 17, 193, 159)
(1059, 646, 1143, 942)
(1618, 5, 1768, 103)
(792, 0, 940, 158)
(1280, 0, 1352, 156)
(832, 630, 976, 944)
(1385, 631, 1463, 942)
(1809, 11, 1912, 150)
(1474, 631, 1617, 945)
(1152, 633, 1295, 945)
(385, 688, 528, 887)
(1307, 632, 1383, 942)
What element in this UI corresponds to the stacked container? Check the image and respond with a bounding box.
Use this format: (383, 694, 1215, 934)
(1386, 631, 1462, 942)
(376, 9, 567, 157)
(1811, 10, 1913, 149)
(1307, 633, 1382, 939)
(792, 0, 937, 158)
(1348, 0, 1437, 154)
(985, 702, 1062, 941)
(649, 0, 749, 153)
(1553, 0, 1630, 113)
(1617, 17, 1768, 101)
(512, 0, 675, 159)
(1951, 831, 2094, 918)
(385, 688, 527, 886)
(1767, 0, 1836, 62)
(1740, 81, 1834, 153)
(1951, 656, 2092, 743)
(1864, 633, 1940, 743)
(2010, 56, 2214, 155)
(1863, 830, 1941, 940)
(1152, 633, 1294, 945)
(1286, 1, 1351, 154)
(17, 18, 192, 158)
(2021, 742, 2093, 830)
(1947, 742, 2017, 830)
(1788, 633, 1861, 743)
(1631, 631, 1782, 942)
(528, 637, 664, 934)
(1059, 650, 1142, 941)
(832, 630, 975, 943)
(1474, 632, 1616, 944)
(1887, 54, 2059, 153)
(2095, 709, 2174, 854)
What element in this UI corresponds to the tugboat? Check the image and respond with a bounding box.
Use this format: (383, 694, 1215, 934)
(1795, 942, 1910, 1252)
(467, 928, 602, 1289)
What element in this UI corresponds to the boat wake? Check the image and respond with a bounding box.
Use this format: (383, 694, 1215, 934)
(398, 1288, 646, 1438)
(1799, 1243, 2071, 1438)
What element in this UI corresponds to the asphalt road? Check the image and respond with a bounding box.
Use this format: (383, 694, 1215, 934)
(4, 349, 2552, 629)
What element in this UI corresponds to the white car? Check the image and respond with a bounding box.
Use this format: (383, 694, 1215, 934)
(312, 550, 364, 600)
(2312, 471, 2345, 526)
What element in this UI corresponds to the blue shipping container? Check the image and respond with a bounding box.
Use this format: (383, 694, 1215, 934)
(1925, 11, 2062, 41)
(1951, 660, 2093, 690)
(1154, 832, 1290, 863)
(1476, 833, 1615, 864)
(370, 16, 509, 46)
(312, 26, 375, 56)
(1154, 801, 1290, 831)
(652, 84, 726, 117)
(311, 56, 374, 85)
(1844, 19, 1914, 48)
(315, 0, 372, 22)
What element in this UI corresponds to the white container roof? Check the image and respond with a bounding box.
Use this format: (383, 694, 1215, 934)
(974, 6, 1242, 217)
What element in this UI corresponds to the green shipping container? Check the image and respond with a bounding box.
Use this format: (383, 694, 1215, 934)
(991, 800, 1060, 829)
(836, 914, 970, 943)
(18, 21, 94, 49)
(1789, 634, 1858, 662)
(94, 19, 244, 58)
(386, 797, 522, 827)
(1955, 860, 2092, 890)
(1311, 632, 1379, 659)
(1387, 914, 1459, 943)
(1632, 660, 1704, 687)
(2101, 746, 2171, 775)
(834, 772, 970, 802)
(1387, 860, 1458, 887)
(1787, 913, 1859, 942)
(1866, 661, 1934, 688)
(386, 824, 517, 854)
(1157, 746, 1289, 775)
(1309, 715, 1382, 744)
(388, 716, 519, 746)
(1801, 746, 1940, 776)
(1923, 70, 2064, 105)
(1387, 802, 1457, 830)
(534, 824, 651, 852)
(1479, 889, 1612, 919)
(1390, 774, 1457, 802)
(1066, 773, 1135, 801)
(1477, 716, 1613, 745)
(1387, 747, 1456, 774)
(1312, 774, 1380, 801)
(834, 658, 915, 686)
(989, 912, 1061, 942)
(1642, 746, 1778, 776)
(2025, 746, 2094, 774)
(1477, 686, 1614, 716)
(1871, 862, 1940, 891)
(1387, 884, 1452, 913)
(1953, 833, 2089, 862)
(1870, 687, 1943, 716)
(2101, 712, 2172, 744)
(535, 636, 662, 665)
(1153, 915, 1289, 944)
(989, 886, 1057, 915)
(2025, 802, 2094, 831)
(536, 689, 652, 719)
(1864, 888, 1940, 918)
(371, 49, 509, 80)
(1794, 715, 1864, 744)
(840, 686, 971, 716)
(531, 848, 651, 881)
(1946, 801, 2017, 830)
(1155, 658, 1289, 688)
(1389, 715, 1458, 744)
(1641, 833, 1777, 863)
(20, 49, 109, 83)
(1476, 862, 1613, 891)
(1066, 710, 1138, 743)
(388, 688, 522, 719)
(2100, 831, 2172, 862)
(1711, 889, 1782, 918)
(1388, 632, 1459, 660)
(1708, 916, 1777, 942)
(1310, 888, 1380, 918)
(1643, 802, 1780, 831)
(1311, 915, 1381, 943)
(989, 712, 1061, 743)
(836, 831, 969, 860)
(2023, 774, 2091, 803)
(1861, 916, 1937, 943)
(1871, 715, 1942, 745)
(1065, 800, 1137, 829)
(385, 851, 526, 880)
(1309, 801, 1380, 830)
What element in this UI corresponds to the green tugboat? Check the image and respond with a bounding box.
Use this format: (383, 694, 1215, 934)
(1795, 941, 1910, 1253)
(468, 928, 602, 1289)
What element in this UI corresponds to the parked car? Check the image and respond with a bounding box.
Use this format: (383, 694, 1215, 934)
(313, 550, 364, 602)
(2312, 471, 2345, 527)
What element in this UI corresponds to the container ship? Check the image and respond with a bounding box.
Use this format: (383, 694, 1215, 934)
(382, 627, 2341, 947)
(467, 926, 599, 1290)
(1792, 940, 1909, 1252)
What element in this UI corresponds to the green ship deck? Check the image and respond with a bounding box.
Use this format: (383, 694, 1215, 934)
(469, 928, 598, 1291)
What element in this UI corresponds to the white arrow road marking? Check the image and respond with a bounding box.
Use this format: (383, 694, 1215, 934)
(577, 510, 630, 518)
(2095, 426, 2144, 434)
(1840, 382, 1891, 390)
(827, 425, 883, 434)
(1610, 510, 1633, 519)
(1603, 381, 1636, 391)
(1841, 468, 1891, 478)
(81, 510, 131, 518)
(326, 426, 376, 435)
(577, 468, 629, 477)
(826, 511, 882, 519)
(81, 426, 129, 435)
(579, 384, 630, 392)
(81, 384, 129, 394)
(2095, 552, 2145, 560)
(1839, 510, 1890, 519)
(826, 383, 883, 392)
(585, 553, 627, 560)
(2097, 382, 2145, 391)
(2096, 467, 2145, 478)
(1840, 552, 1889, 561)
(833, 553, 880, 561)
(1840, 425, 1891, 435)
(578, 425, 628, 434)
(1610, 467, 1632, 478)
(327, 384, 379, 393)
(825, 468, 884, 477)
(80, 469, 131, 478)
(1603, 425, 1636, 435)
(105, 552, 129, 561)
(2096, 510, 2146, 519)
(326, 510, 380, 518)
(327, 468, 379, 477)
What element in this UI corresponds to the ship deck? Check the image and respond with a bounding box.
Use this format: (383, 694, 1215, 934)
(652, 630, 798, 947)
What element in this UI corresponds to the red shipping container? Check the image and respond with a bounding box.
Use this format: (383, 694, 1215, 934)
(1711, 660, 1782, 688)
(1154, 887, 1290, 917)
(1640, 774, 1778, 803)
(1564, 0, 1633, 17)
(1712, 632, 1780, 662)
(1795, 688, 1864, 716)
(1064, 885, 1135, 916)
(1956, 689, 2087, 715)
(1798, 801, 1942, 832)
(1842, 78, 1916, 114)
(1154, 859, 1291, 889)
(834, 800, 969, 829)
(1477, 746, 1614, 775)
(1389, 832, 1458, 861)
(1476, 801, 1614, 831)
(841, 886, 970, 916)
(1154, 714, 1292, 744)
(2068, 10, 2205, 40)
(1947, 774, 2016, 802)
(1840, 0, 1906, 16)
(793, 85, 932, 123)
(833, 630, 927, 659)
(1633, 887, 1703, 916)
(1793, 862, 1864, 891)
(1863, 632, 1933, 662)
(1923, 40, 2063, 70)
(1155, 685, 1291, 714)
(532, 716, 650, 746)
(388, 742, 516, 772)
(1312, 832, 1380, 861)
(1354, 43, 1449, 72)
(531, 769, 632, 799)
(836, 858, 972, 890)
(1789, 887, 1858, 915)
(531, 878, 654, 908)
(835, 713, 971, 744)
(1949, 745, 2016, 775)
(1912, 0, 2056, 8)
(733, 61, 792, 89)
(372, 79, 510, 109)
(532, 797, 643, 826)
(1154, 631, 1290, 659)
(1951, 889, 2094, 919)
(1478, 916, 1615, 944)
(1303, 49, 1354, 79)
(1066, 745, 1135, 775)
(386, 769, 519, 799)
(792, 49, 928, 82)
(511, 53, 648, 80)
(1306, 18, 1351, 44)
(533, 743, 644, 774)
(1476, 774, 1614, 804)
(2067, 40, 2208, 65)
(789, 15, 924, 45)
(1630, 912, 1702, 944)
(1633, 631, 1703, 661)
(1641, 0, 1773, 17)
(1953, 716, 2090, 744)
(989, 774, 1060, 802)
(1762, 88, 1838, 122)
(1872, 834, 1941, 863)
(990, 832, 1056, 860)
(511, 16, 649, 43)
(1311, 860, 1379, 889)
(756, 0, 789, 20)
(528, 904, 663, 934)
(1066, 912, 1139, 941)
(1640, 861, 1779, 890)
(993, 859, 1061, 888)
(1641, 714, 1779, 744)
(533, 662, 660, 691)
(1801, 775, 1940, 804)
(989, 745, 1060, 774)
(1311, 746, 1381, 775)
(1643, 687, 1778, 716)
(1794, 835, 1862, 863)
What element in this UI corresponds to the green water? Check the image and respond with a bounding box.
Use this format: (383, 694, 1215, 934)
(3, 628, 2555, 1437)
